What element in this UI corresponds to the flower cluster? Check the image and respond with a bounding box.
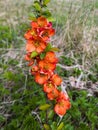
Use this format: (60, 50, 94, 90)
(24, 16, 71, 116)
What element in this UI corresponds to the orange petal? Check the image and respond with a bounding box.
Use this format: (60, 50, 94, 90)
(54, 103, 66, 116)
(26, 43, 36, 52)
(31, 21, 38, 28)
(36, 46, 44, 53)
(47, 88, 59, 100)
(44, 51, 58, 63)
(43, 82, 55, 93)
(38, 60, 56, 72)
(57, 92, 69, 101)
(24, 54, 31, 61)
(31, 66, 39, 75)
(51, 74, 62, 86)
(40, 41, 47, 50)
(35, 73, 48, 85)
(37, 16, 48, 27)
(24, 30, 32, 40)
(28, 60, 34, 66)
(49, 28, 55, 36)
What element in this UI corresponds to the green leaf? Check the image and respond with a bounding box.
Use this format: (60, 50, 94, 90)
(40, 52, 46, 60)
(44, 124, 51, 130)
(48, 110, 54, 119)
(51, 47, 60, 52)
(47, 17, 55, 22)
(28, 13, 36, 20)
(57, 122, 64, 130)
(45, 43, 52, 52)
(57, 86, 62, 91)
(31, 51, 38, 58)
(51, 122, 57, 130)
(0, 115, 6, 122)
(43, 0, 51, 5)
(33, 3, 41, 11)
(39, 104, 51, 111)
(42, 10, 51, 17)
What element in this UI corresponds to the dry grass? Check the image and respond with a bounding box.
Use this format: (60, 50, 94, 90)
(49, 0, 98, 70)
(0, 0, 33, 26)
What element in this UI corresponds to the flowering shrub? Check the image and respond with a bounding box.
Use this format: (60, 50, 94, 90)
(1, 1, 98, 129)
(24, 0, 71, 118)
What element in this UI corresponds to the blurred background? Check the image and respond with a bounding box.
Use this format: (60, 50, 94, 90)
(0, 0, 98, 129)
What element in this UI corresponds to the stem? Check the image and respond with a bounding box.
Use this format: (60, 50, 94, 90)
(39, 0, 43, 6)
(39, 0, 43, 3)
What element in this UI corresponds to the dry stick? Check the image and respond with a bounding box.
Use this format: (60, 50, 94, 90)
(31, 111, 43, 129)
(57, 63, 82, 70)
(76, 72, 84, 88)
(39, 0, 43, 7)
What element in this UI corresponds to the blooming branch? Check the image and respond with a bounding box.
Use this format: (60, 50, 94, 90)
(24, 0, 71, 117)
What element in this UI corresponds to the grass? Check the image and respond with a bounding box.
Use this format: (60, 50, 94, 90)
(0, 0, 98, 129)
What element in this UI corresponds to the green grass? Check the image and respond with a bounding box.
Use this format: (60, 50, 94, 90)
(95, 0, 98, 8)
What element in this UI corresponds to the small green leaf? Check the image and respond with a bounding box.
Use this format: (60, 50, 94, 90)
(28, 13, 36, 20)
(33, 3, 41, 11)
(43, 0, 51, 5)
(44, 124, 51, 130)
(31, 51, 38, 58)
(45, 44, 59, 52)
(57, 86, 62, 91)
(40, 52, 46, 60)
(45, 43, 52, 52)
(51, 122, 57, 130)
(47, 17, 55, 22)
(0, 115, 6, 122)
(51, 47, 60, 52)
(42, 10, 51, 17)
(57, 122, 64, 130)
(48, 110, 54, 119)
(39, 104, 50, 111)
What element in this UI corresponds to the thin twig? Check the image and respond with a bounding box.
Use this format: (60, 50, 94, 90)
(31, 111, 43, 129)
(57, 63, 82, 70)
(76, 72, 84, 88)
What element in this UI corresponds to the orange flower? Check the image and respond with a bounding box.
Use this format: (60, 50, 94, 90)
(31, 16, 48, 29)
(31, 16, 55, 41)
(57, 92, 69, 102)
(39, 28, 55, 41)
(47, 88, 59, 100)
(31, 21, 39, 28)
(38, 60, 56, 72)
(28, 60, 34, 66)
(24, 28, 39, 40)
(26, 42, 36, 52)
(24, 53, 34, 66)
(31, 66, 39, 75)
(51, 74, 62, 86)
(44, 51, 58, 63)
(43, 82, 55, 93)
(26, 37, 47, 53)
(24, 30, 33, 40)
(35, 73, 48, 85)
(37, 16, 48, 27)
(31, 16, 53, 29)
(24, 53, 31, 61)
(54, 99, 71, 116)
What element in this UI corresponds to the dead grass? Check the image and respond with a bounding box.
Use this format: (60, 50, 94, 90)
(50, 0, 98, 70)
(0, 0, 33, 26)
